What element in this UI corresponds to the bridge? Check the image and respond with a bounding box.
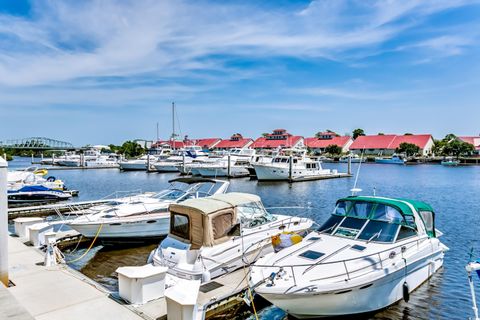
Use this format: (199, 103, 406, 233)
(0, 137, 75, 150)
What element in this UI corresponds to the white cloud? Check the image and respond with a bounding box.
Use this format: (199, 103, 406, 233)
(0, 0, 477, 87)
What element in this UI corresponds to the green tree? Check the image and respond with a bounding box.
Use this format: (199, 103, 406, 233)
(396, 142, 420, 156)
(444, 140, 474, 158)
(118, 141, 145, 158)
(324, 144, 343, 155)
(352, 128, 365, 139)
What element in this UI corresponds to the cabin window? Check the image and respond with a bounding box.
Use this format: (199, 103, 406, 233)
(350, 202, 374, 219)
(281, 158, 288, 163)
(370, 204, 403, 224)
(334, 201, 351, 216)
(237, 201, 275, 227)
(419, 210, 435, 237)
(357, 220, 399, 243)
(318, 215, 344, 234)
(212, 213, 234, 240)
(396, 226, 417, 241)
(170, 213, 190, 240)
(293, 158, 298, 163)
(334, 217, 366, 239)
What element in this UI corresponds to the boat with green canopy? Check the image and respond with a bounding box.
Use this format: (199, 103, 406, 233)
(251, 195, 448, 318)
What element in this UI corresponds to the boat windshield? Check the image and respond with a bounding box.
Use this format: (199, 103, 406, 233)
(237, 201, 276, 228)
(318, 200, 417, 243)
(153, 189, 187, 201)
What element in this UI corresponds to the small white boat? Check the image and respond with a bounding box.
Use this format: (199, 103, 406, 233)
(149, 192, 313, 282)
(339, 154, 365, 163)
(85, 154, 120, 168)
(119, 155, 156, 171)
(152, 146, 207, 172)
(68, 178, 229, 243)
(441, 156, 460, 166)
(253, 149, 337, 181)
(250, 195, 448, 318)
(375, 154, 406, 165)
(195, 148, 256, 177)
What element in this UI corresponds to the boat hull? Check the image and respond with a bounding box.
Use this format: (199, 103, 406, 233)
(197, 166, 249, 177)
(69, 215, 170, 241)
(256, 250, 444, 318)
(119, 162, 147, 171)
(253, 164, 334, 181)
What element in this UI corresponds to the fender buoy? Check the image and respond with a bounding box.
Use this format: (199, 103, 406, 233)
(46, 176, 56, 182)
(403, 281, 410, 302)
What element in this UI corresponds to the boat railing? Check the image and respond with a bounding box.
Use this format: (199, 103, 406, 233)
(101, 189, 143, 200)
(253, 236, 429, 294)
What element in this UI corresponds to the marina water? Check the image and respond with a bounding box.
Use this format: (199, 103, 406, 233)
(10, 157, 480, 319)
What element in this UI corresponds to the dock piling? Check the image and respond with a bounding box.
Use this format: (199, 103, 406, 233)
(44, 232, 58, 267)
(147, 154, 151, 172)
(227, 154, 231, 177)
(31, 153, 34, 164)
(289, 155, 293, 182)
(0, 156, 8, 286)
(348, 155, 351, 175)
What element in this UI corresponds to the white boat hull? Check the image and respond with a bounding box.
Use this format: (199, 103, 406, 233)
(119, 162, 147, 171)
(197, 166, 249, 177)
(153, 164, 180, 172)
(253, 164, 334, 181)
(255, 247, 444, 318)
(69, 214, 170, 241)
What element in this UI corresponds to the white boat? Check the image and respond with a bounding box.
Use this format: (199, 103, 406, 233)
(195, 148, 256, 177)
(149, 192, 313, 282)
(118, 155, 156, 171)
(375, 154, 406, 165)
(56, 149, 101, 167)
(339, 154, 365, 163)
(250, 195, 448, 318)
(68, 178, 229, 243)
(247, 154, 274, 178)
(253, 150, 337, 181)
(152, 146, 208, 172)
(85, 154, 120, 168)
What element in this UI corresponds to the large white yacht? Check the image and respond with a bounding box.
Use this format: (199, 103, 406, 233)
(149, 192, 313, 282)
(253, 149, 336, 181)
(85, 154, 120, 168)
(152, 146, 208, 173)
(56, 149, 101, 167)
(195, 148, 256, 177)
(250, 196, 448, 318)
(68, 178, 229, 243)
(118, 155, 156, 171)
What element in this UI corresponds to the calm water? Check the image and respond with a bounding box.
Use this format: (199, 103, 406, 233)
(8, 157, 480, 319)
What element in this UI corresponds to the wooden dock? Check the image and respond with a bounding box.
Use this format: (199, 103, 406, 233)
(8, 199, 110, 220)
(5, 235, 252, 320)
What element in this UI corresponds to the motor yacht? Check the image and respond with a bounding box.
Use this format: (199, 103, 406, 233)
(375, 154, 406, 165)
(7, 167, 72, 204)
(195, 148, 256, 177)
(68, 178, 229, 243)
(152, 146, 208, 173)
(339, 154, 365, 163)
(85, 154, 120, 168)
(250, 195, 448, 318)
(253, 149, 337, 181)
(149, 192, 313, 282)
(56, 149, 101, 167)
(119, 155, 157, 171)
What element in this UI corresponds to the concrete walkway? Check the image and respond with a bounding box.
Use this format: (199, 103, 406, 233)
(6, 236, 144, 320)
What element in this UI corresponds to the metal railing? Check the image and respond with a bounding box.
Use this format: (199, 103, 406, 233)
(253, 236, 430, 294)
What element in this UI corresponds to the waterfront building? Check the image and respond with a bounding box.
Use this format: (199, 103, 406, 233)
(189, 138, 221, 150)
(251, 129, 304, 150)
(304, 131, 353, 154)
(458, 136, 480, 155)
(213, 133, 253, 150)
(349, 134, 434, 156)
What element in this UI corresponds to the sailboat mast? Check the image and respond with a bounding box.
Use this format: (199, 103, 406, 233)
(172, 102, 175, 149)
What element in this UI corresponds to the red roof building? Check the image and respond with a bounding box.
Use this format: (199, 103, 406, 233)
(214, 134, 253, 150)
(349, 134, 434, 156)
(251, 129, 304, 150)
(305, 136, 353, 154)
(458, 136, 480, 154)
(189, 138, 221, 150)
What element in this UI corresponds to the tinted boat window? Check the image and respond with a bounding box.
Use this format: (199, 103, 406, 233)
(318, 215, 344, 234)
(371, 204, 403, 224)
(396, 226, 417, 241)
(170, 213, 189, 239)
(334, 217, 366, 239)
(357, 220, 399, 243)
(334, 201, 350, 216)
(350, 202, 374, 219)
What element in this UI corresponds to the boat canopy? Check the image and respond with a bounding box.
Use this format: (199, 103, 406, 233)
(169, 192, 261, 249)
(336, 196, 434, 216)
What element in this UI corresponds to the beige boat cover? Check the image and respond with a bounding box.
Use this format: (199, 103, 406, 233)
(169, 192, 260, 249)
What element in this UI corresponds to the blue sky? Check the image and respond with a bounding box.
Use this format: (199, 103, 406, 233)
(0, 0, 479, 146)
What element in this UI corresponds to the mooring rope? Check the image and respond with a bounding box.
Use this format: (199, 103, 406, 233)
(66, 224, 103, 263)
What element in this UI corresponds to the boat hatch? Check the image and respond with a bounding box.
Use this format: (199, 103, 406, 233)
(299, 250, 325, 260)
(351, 244, 366, 251)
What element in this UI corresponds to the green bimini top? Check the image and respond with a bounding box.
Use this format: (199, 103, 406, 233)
(337, 196, 434, 216)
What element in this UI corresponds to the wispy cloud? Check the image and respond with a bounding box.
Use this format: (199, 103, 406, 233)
(0, 0, 477, 87)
